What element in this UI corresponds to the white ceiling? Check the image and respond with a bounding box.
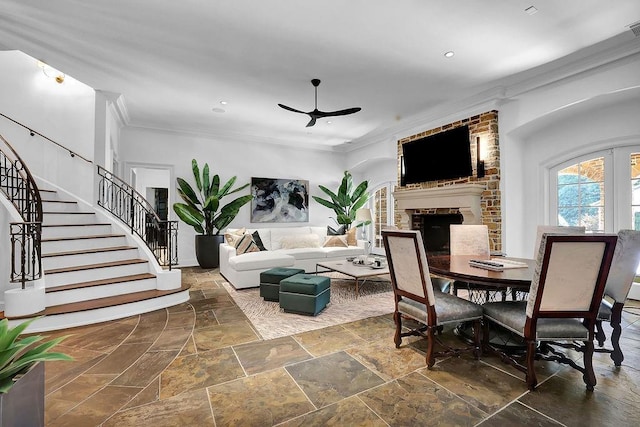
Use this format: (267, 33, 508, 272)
(1, 1, 639, 149)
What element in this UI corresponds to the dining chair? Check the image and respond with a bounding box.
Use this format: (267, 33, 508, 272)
(595, 229, 640, 366)
(449, 224, 502, 302)
(382, 229, 483, 368)
(533, 225, 585, 257)
(482, 233, 617, 391)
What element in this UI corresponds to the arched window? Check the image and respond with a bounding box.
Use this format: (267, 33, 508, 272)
(369, 181, 395, 255)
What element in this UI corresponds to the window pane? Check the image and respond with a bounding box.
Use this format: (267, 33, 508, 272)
(558, 207, 579, 226)
(632, 153, 640, 231)
(557, 157, 604, 230)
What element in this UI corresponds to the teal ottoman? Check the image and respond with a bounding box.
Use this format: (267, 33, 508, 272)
(260, 267, 305, 302)
(279, 274, 331, 316)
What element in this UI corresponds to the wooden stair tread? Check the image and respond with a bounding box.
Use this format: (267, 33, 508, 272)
(42, 246, 137, 258)
(41, 200, 77, 204)
(45, 258, 148, 274)
(42, 234, 125, 242)
(5, 283, 190, 319)
(46, 273, 156, 293)
(43, 211, 94, 214)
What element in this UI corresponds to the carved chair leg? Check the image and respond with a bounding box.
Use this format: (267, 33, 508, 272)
(525, 340, 538, 391)
(393, 311, 403, 348)
(610, 302, 624, 366)
(472, 319, 481, 359)
(595, 319, 606, 347)
(426, 327, 436, 368)
(482, 319, 491, 353)
(583, 340, 596, 391)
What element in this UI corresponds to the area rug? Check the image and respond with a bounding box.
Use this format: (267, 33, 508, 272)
(220, 273, 395, 340)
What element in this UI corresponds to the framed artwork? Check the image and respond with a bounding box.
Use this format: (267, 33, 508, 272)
(251, 177, 309, 223)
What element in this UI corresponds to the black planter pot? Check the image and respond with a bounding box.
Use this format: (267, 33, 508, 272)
(0, 362, 44, 427)
(195, 234, 225, 268)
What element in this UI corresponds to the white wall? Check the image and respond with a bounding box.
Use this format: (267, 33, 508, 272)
(0, 50, 96, 202)
(119, 127, 346, 266)
(501, 53, 640, 257)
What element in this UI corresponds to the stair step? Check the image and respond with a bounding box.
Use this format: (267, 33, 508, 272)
(5, 283, 190, 319)
(44, 259, 148, 275)
(43, 211, 93, 215)
(46, 273, 156, 293)
(42, 223, 111, 228)
(42, 200, 77, 204)
(41, 234, 125, 242)
(42, 246, 137, 258)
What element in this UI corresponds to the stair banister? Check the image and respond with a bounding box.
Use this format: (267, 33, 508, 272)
(97, 165, 178, 269)
(0, 134, 43, 289)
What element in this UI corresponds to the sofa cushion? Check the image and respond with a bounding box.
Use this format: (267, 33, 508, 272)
(252, 230, 268, 251)
(270, 227, 311, 250)
(229, 251, 295, 272)
(346, 227, 357, 246)
(323, 246, 364, 258)
(327, 225, 346, 235)
(280, 234, 321, 249)
(224, 228, 246, 246)
(279, 247, 328, 260)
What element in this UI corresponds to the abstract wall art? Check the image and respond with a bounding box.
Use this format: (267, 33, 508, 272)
(250, 177, 309, 223)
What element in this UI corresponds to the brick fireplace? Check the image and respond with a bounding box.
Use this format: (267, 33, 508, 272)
(393, 111, 501, 252)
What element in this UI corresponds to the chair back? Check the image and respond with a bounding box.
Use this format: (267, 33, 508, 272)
(533, 225, 585, 257)
(526, 234, 617, 321)
(450, 224, 490, 256)
(382, 229, 435, 307)
(604, 229, 640, 303)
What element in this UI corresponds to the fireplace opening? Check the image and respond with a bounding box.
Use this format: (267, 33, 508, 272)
(412, 213, 463, 255)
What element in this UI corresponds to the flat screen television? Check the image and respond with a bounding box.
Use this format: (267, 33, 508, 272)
(402, 125, 472, 184)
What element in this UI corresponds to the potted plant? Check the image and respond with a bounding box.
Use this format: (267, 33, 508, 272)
(312, 170, 370, 230)
(0, 317, 72, 427)
(173, 159, 252, 268)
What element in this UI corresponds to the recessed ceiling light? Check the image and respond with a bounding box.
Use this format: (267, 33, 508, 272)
(326, 120, 332, 124)
(220, 101, 228, 105)
(212, 107, 225, 113)
(444, 51, 455, 58)
(525, 6, 538, 15)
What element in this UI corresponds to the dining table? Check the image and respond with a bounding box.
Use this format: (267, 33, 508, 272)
(427, 254, 537, 351)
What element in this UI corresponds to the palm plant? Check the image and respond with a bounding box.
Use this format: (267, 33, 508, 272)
(173, 159, 252, 235)
(312, 171, 369, 229)
(0, 317, 72, 393)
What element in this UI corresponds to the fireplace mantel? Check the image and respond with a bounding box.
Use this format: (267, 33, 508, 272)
(393, 184, 485, 228)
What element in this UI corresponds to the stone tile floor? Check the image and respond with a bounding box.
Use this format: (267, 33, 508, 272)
(44, 268, 640, 426)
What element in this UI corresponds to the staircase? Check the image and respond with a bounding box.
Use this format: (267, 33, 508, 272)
(6, 186, 189, 332)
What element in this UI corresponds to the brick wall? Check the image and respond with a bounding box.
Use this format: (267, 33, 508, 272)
(395, 110, 501, 251)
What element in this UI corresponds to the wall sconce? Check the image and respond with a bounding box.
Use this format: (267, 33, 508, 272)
(476, 136, 485, 178)
(37, 60, 65, 84)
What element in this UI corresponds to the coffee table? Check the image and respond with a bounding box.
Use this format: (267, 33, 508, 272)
(316, 260, 390, 298)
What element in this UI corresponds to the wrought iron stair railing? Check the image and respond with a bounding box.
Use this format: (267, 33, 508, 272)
(97, 166, 178, 269)
(0, 134, 43, 289)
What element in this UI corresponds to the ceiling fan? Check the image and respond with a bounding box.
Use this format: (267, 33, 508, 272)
(278, 79, 361, 127)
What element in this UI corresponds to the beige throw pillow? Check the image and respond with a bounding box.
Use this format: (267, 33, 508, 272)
(346, 227, 357, 246)
(224, 228, 246, 246)
(234, 233, 259, 254)
(323, 235, 348, 247)
(280, 234, 321, 249)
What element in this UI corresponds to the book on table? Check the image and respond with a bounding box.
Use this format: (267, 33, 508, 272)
(469, 258, 528, 271)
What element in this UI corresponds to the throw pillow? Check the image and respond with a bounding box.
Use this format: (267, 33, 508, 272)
(280, 234, 321, 249)
(323, 235, 348, 247)
(252, 230, 268, 251)
(346, 227, 357, 246)
(224, 228, 246, 246)
(327, 225, 346, 235)
(234, 233, 259, 255)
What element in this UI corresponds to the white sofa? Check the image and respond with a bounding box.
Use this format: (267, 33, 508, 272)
(219, 226, 365, 289)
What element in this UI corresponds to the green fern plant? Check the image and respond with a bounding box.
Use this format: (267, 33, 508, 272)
(312, 171, 369, 230)
(173, 159, 252, 235)
(0, 317, 73, 394)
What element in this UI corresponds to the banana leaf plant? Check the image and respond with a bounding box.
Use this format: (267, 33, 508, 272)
(173, 159, 252, 235)
(0, 317, 72, 394)
(312, 170, 370, 230)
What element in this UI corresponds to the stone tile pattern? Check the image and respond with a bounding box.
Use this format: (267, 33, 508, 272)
(44, 267, 640, 426)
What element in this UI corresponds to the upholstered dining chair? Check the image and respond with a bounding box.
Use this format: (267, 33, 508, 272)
(449, 224, 501, 302)
(482, 233, 617, 391)
(382, 229, 483, 368)
(533, 225, 585, 257)
(595, 229, 640, 366)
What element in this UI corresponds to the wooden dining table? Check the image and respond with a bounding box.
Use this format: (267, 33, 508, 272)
(427, 254, 536, 294)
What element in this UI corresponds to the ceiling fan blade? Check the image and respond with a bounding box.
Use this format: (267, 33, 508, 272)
(305, 116, 317, 127)
(278, 103, 307, 114)
(320, 107, 362, 117)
